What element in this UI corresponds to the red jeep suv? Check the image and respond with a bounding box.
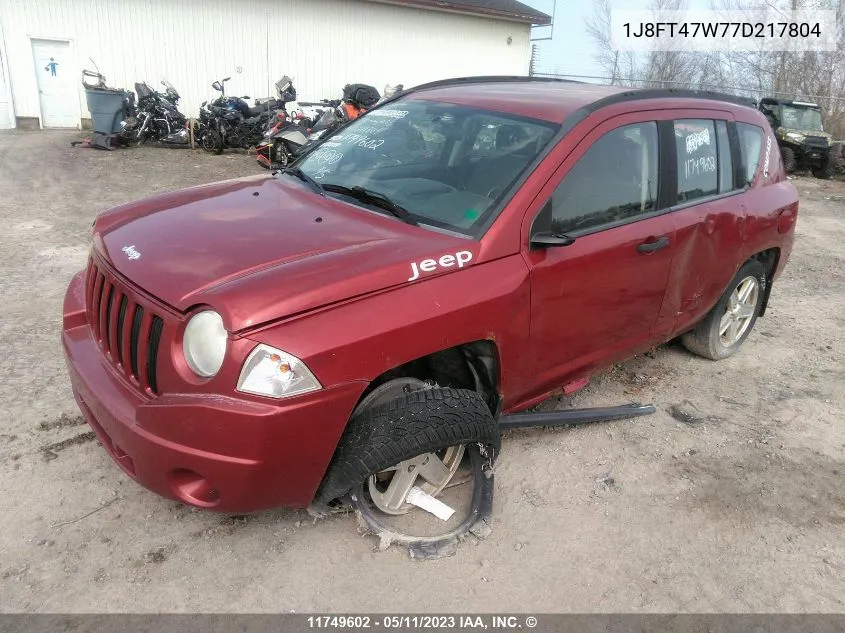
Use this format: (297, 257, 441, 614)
(62, 77, 798, 518)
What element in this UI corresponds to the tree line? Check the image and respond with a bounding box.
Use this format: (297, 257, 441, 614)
(581, 0, 845, 138)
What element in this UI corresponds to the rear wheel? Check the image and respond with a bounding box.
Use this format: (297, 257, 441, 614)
(202, 129, 223, 154)
(681, 259, 766, 360)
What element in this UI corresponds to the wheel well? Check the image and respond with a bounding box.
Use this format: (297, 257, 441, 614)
(357, 341, 501, 415)
(751, 247, 780, 317)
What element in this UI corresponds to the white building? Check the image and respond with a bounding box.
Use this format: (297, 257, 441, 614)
(0, 0, 549, 130)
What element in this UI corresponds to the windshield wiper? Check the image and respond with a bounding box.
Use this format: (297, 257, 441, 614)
(282, 166, 324, 195)
(322, 184, 418, 226)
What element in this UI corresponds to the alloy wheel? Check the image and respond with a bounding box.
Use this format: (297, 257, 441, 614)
(719, 276, 759, 347)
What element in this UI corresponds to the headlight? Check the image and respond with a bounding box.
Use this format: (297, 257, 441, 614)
(786, 132, 805, 142)
(237, 344, 321, 399)
(183, 311, 227, 377)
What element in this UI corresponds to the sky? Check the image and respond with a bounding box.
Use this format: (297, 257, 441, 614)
(523, 0, 712, 79)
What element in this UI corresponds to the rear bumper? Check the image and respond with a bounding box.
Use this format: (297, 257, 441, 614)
(62, 270, 366, 512)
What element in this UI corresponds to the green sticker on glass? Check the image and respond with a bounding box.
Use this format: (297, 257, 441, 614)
(464, 209, 479, 220)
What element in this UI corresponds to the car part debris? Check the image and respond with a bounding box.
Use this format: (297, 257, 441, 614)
(405, 486, 456, 521)
(498, 403, 656, 429)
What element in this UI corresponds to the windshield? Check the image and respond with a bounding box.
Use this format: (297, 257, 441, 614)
(781, 105, 823, 131)
(161, 79, 179, 99)
(294, 99, 559, 235)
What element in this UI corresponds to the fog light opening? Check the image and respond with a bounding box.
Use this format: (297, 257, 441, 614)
(168, 469, 220, 507)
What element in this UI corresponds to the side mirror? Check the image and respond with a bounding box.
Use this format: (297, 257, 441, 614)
(530, 231, 576, 249)
(222, 77, 231, 82)
(212, 81, 222, 91)
(528, 200, 576, 249)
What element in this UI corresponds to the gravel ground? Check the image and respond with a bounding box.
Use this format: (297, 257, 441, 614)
(0, 130, 843, 613)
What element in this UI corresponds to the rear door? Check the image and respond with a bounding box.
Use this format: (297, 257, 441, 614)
(522, 115, 676, 399)
(658, 113, 748, 339)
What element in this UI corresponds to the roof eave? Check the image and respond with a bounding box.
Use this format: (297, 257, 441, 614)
(362, 0, 552, 25)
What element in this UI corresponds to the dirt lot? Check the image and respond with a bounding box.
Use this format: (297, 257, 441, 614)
(0, 130, 843, 613)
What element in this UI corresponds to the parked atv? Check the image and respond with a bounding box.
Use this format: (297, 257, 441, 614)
(759, 97, 835, 178)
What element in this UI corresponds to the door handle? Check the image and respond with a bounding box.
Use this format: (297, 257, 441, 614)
(637, 236, 670, 253)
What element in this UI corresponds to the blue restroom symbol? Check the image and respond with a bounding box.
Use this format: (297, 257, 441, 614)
(44, 58, 59, 76)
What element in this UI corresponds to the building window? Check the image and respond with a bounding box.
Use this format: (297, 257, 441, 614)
(548, 122, 659, 235)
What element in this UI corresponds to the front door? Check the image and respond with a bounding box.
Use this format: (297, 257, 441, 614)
(524, 118, 675, 397)
(32, 39, 78, 128)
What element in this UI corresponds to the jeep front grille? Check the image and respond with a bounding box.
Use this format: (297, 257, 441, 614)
(85, 259, 165, 394)
(805, 136, 829, 148)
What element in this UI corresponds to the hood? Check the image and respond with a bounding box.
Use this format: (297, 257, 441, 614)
(93, 175, 476, 332)
(778, 126, 832, 140)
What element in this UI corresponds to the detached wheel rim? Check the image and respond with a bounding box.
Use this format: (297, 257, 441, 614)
(719, 275, 759, 346)
(368, 445, 465, 515)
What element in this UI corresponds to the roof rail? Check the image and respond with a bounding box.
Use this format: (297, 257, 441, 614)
(407, 75, 586, 93)
(595, 87, 758, 110)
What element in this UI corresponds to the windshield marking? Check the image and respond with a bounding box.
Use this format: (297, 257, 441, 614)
(685, 128, 711, 154)
(339, 133, 385, 150)
(369, 109, 409, 118)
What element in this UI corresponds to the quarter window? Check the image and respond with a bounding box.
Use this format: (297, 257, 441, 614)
(675, 119, 718, 202)
(737, 122, 765, 184)
(547, 122, 659, 235)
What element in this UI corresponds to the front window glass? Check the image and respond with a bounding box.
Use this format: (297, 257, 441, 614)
(295, 100, 558, 234)
(780, 105, 823, 131)
(547, 122, 659, 235)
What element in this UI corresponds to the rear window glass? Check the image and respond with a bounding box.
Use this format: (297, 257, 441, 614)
(737, 123, 765, 185)
(675, 119, 718, 202)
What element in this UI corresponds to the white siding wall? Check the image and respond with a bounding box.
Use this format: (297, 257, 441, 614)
(0, 0, 531, 126)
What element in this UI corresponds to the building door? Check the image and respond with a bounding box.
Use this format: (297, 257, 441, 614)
(31, 39, 77, 128)
(0, 48, 12, 129)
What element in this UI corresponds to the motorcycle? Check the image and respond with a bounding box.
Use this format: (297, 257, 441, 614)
(255, 109, 309, 170)
(122, 79, 192, 146)
(203, 76, 295, 153)
(301, 83, 381, 148)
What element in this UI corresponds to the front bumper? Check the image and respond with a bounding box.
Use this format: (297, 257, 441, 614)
(62, 270, 366, 512)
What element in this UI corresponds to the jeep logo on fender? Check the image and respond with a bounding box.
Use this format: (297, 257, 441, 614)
(408, 250, 473, 282)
